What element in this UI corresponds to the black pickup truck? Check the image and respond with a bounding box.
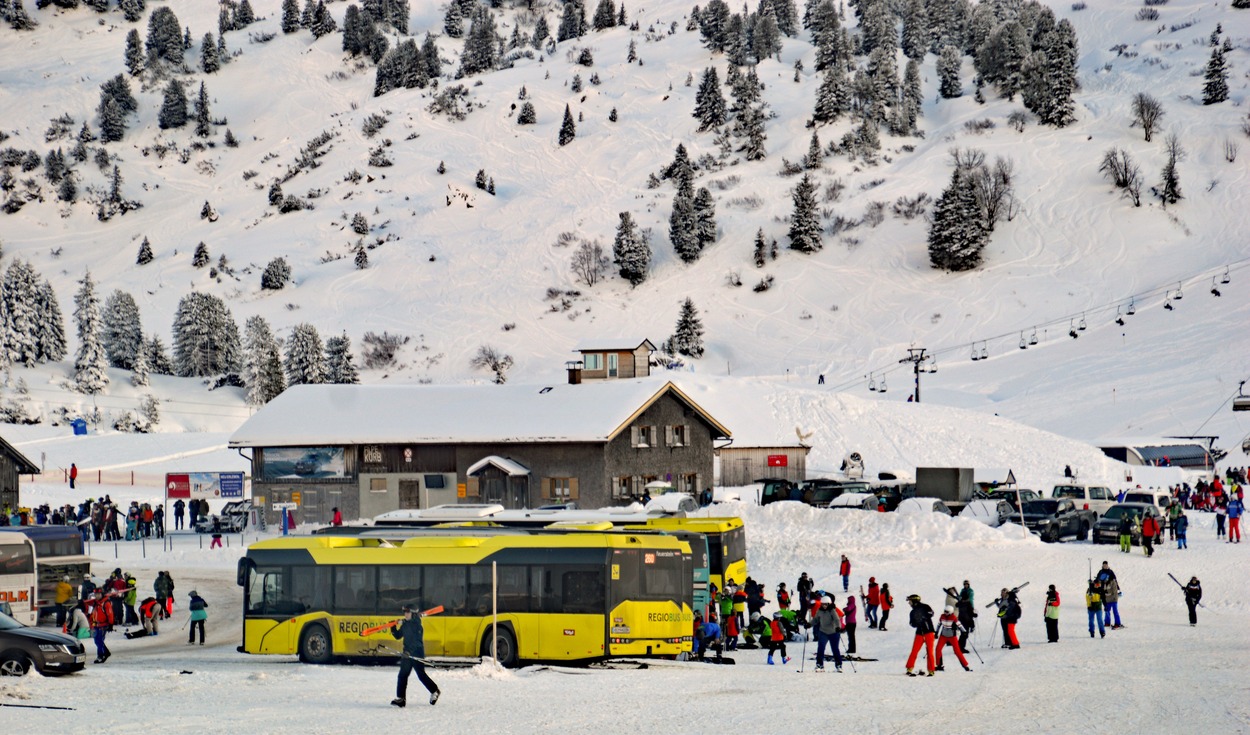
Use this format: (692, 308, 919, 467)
(1019, 499, 1096, 542)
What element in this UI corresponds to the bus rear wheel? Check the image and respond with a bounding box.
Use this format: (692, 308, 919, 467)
(299, 624, 333, 664)
(482, 626, 518, 669)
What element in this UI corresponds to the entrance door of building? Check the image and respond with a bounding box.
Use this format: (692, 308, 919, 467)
(302, 489, 321, 525)
(398, 480, 421, 510)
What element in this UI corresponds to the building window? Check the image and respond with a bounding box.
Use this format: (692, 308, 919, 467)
(607, 353, 618, 377)
(667, 424, 688, 447)
(548, 477, 572, 499)
(583, 353, 603, 371)
(369, 478, 388, 493)
(633, 425, 655, 448)
(612, 477, 632, 500)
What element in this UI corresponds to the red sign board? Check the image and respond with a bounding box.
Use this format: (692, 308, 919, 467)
(767, 455, 788, 467)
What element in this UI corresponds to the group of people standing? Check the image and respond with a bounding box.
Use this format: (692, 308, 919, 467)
(59, 568, 206, 663)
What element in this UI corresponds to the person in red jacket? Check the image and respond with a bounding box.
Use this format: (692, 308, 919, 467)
(864, 577, 881, 629)
(89, 589, 112, 663)
(332, 507, 343, 526)
(1140, 514, 1159, 557)
(839, 555, 851, 592)
(766, 612, 790, 665)
(879, 583, 893, 631)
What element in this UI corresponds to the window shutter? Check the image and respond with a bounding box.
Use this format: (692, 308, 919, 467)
(684, 424, 691, 447)
(570, 478, 579, 500)
(542, 477, 552, 499)
(665, 425, 674, 447)
(631, 426, 639, 447)
(651, 426, 657, 448)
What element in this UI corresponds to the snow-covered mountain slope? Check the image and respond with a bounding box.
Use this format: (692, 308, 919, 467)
(1, 0, 1248, 457)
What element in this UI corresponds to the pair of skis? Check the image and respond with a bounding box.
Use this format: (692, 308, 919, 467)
(360, 606, 445, 637)
(1167, 573, 1204, 607)
(983, 581, 1029, 608)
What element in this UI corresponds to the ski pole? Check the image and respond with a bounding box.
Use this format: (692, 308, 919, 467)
(844, 651, 856, 673)
(969, 639, 984, 664)
(799, 631, 808, 672)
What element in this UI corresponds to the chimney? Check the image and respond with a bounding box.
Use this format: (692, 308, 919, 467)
(565, 361, 583, 385)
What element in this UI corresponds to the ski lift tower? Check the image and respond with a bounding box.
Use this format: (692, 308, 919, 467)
(899, 348, 935, 403)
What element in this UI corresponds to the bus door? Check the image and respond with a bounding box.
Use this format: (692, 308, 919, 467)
(0, 535, 36, 625)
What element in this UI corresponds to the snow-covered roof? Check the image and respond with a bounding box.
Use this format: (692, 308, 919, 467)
(467, 456, 530, 477)
(572, 338, 657, 352)
(0, 432, 39, 474)
(229, 380, 730, 447)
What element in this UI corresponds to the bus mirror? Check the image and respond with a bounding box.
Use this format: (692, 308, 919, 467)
(237, 558, 254, 587)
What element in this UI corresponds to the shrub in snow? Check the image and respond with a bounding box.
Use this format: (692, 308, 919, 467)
(261, 257, 292, 290)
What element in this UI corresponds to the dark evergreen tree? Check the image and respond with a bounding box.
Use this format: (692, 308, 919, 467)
(460, 6, 499, 76)
(144, 334, 174, 375)
(58, 174, 78, 203)
(1022, 20, 1077, 126)
(73, 271, 110, 394)
(236, 0, 255, 26)
(301, 0, 317, 28)
(752, 7, 782, 62)
(284, 322, 326, 385)
(325, 333, 360, 384)
(517, 101, 536, 124)
(613, 211, 650, 286)
(136, 237, 153, 265)
(592, 0, 616, 30)
(171, 292, 241, 378)
(667, 298, 704, 358)
(741, 104, 767, 160)
(98, 95, 127, 143)
(310, 1, 337, 38)
(669, 178, 699, 262)
(557, 0, 587, 42)
(355, 247, 369, 269)
(693, 187, 717, 252)
(201, 33, 221, 73)
(773, 0, 797, 36)
(100, 74, 138, 114)
(901, 0, 927, 60)
(444, 2, 464, 38)
(558, 104, 576, 145)
(813, 65, 850, 123)
(420, 32, 439, 77)
(343, 4, 363, 54)
(145, 6, 184, 65)
(693, 67, 727, 131)
(725, 13, 748, 66)
(32, 277, 66, 363)
(261, 257, 292, 290)
(1202, 45, 1229, 105)
(243, 316, 285, 405)
(281, 0, 300, 33)
(118, 0, 143, 22)
(937, 45, 962, 98)
(803, 130, 822, 169)
(102, 289, 143, 370)
(157, 79, 188, 129)
(124, 28, 144, 76)
(532, 15, 550, 48)
(193, 242, 210, 268)
(927, 168, 986, 271)
(787, 173, 821, 253)
(752, 228, 767, 267)
(699, 0, 728, 50)
(193, 82, 212, 137)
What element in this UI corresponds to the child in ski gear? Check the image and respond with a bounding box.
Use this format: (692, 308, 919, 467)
(1183, 577, 1202, 626)
(188, 590, 208, 645)
(955, 594, 976, 651)
(776, 583, 791, 610)
(766, 611, 790, 665)
(1086, 580, 1105, 638)
(123, 573, 138, 625)
(904, 594, 936, 676)
(879, 583, 893, 631)
(89, 590, 112, 663)
(1175, 512, 1189, 549)
(1140, 514, 1158, 556)
(839, 555, 851, 592)
(865, 578, 880, 629)
(843, 593, 858, 655)
(392, 604, 440, 707)
(934, 605, 972, 672)
(813, 595, 843, 672)
(1228, 497, 1243, 543)
(1044, 585, 1060, 642)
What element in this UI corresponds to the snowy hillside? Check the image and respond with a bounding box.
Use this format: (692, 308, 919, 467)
(0, 0, 1248, 457)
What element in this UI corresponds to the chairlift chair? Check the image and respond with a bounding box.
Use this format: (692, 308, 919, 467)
(1211, 276, 1221, 298)
(1115, 307, 1124, 326)
(1078, 312, 1086, 331)
(1126, 299, 1136, 316)
(979, 344, 988, 360)
(1163, 291, 1174, 311)
(971, 345, 980, 361)
(1029, 328, 1038, 345)
(868, 374, 877, 392)
(878, 377, 887, 393)
(1019, 332, 1027, 350)
(1173, 281, 1183, 300)
(1068, 320, 1078, 339)
(1221, 267, 1231, 284)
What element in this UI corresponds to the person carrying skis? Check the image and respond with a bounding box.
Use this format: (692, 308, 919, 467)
(1175, 511, 1189, 549)
(955, 592, 976, 651)
(839, 555, 851, 592)
(1086, 579, 1105, 638)
(796, 573, 813, 623)
(1183, 577, 1202, 626)
(879, 583, 893, 631)
(812, 595, 843, 672)
(1044, 585, 1060, 642)
(391, 604, 440, 707)
(904, 594, 936, 676)
(1003, 590, 1021, 649)
(1140, 513, 1159, 557)
(843, 593, 859, 655)
(766, 611, 790, 666)
(864, 577, 880, 629)
(934, 605, 972, 672)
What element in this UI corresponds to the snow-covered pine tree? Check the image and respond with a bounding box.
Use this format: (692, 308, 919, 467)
(1202, 45, 1229, 105)
(281, 0, 300, 33)
(900, 0, 927, 60)
(193, 242, 210, 268)
(130, 341, 149, 387)
(119, 0, 144, 23)
(693, 67, 726, 131)
(613, 211, 650, 286)
(725, 13, 748, 66)
(558, 104, 576, 146)
(236, 0, 255, 27)
(1022, 20, 1077, 126)
(927, 168, 986, 271)
(310, 1, 337, 38)
(557, 0, 586, 42)
(804, 130, 822, 169)
(145, 334, 174, 375)
(33, 277, 67, 363)
(752, 7, 782, 62)
(741, 104, 767, 160)
(136, 238, 153, 265)
(73, 271, 110, 394)
(752, 228, 767, 267)
(171, 292, 242, 377)
(2, 260, 40, 367)
(342, 4, 363, 54)
(444, 1, 463, 37)
(145, 6, 184, 65)
(325, 333, 360, 384)
(284, 322, 326, 385)
(937, 45, 963, 98)
(201, 32, 221, 74)
(593, 0, 616, 30)
(699, 0, 728, 50)
(813, 65, 851, 123)
(532, 15, 550, 48)
(693, 187, 717, 252)
(157, 79, 188, 129)
(102, 290, 143, 370)
(124, 29, 144, 76)
(461, 6, 498, 76)
(669, 178, 700, 262)
(787, 173, 821, 253)
(98, 95, 126, 143)
(355, 246, 369, 269)
(517, 101, 536, 125)
(193, 82, 212, 138)
(243, 315, 285, 405)
(261, 257, 292, 290)
(668, 298, 705, 358)
(774, 0, 797, 36)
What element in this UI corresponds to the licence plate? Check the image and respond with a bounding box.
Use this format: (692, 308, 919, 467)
(74, 655, 86, 664)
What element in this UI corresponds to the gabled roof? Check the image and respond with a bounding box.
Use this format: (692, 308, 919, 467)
(0, 433, 39, 475)
(229, 380, 730, 448)
(468, 456, 530, 477)
(573, 338, 657, 353)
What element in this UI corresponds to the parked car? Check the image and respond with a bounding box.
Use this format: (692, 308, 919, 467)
(976, 487, 1041, 512)
(1051, 483, 1117, 518)
(756, 478, 801, 506)
(1092, 503, 1165, 546)
(645, 489, 698, 513)
(195, 500, 255, 533)
(896, 497, 953, 516)
(1019, 499, 1096, 542)
(959, 499, 1015, 527)
(800, 479, 871, 507)
(0, 610, 86, 676)
(822, 492, 878, 510)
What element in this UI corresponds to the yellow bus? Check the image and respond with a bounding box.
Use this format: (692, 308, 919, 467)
(236, 532, 694, 667)
(633, 517, 747, 593)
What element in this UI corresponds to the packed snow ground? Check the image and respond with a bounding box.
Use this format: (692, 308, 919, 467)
(2, 496, 1247, 734)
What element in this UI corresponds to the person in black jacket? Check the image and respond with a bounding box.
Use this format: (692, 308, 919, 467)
(955, 595, 976, 652)
(391, 605, 440, 708)
(904, 594, 936, 676)
(1183, 577, 1202, 626)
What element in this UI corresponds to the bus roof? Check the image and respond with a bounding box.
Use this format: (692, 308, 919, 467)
(374, 504, 683, 526)
(248, 531, 689, 554)
(640, 517, 744, 532)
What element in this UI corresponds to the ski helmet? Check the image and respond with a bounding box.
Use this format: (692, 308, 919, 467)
(772, 611, 783, 619)
(750, 612, 761, 623)
(823, 596, 833, 606)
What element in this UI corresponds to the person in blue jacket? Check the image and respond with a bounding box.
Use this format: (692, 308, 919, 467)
(392, 604, 440, 707)
(696, 612, 723, 660)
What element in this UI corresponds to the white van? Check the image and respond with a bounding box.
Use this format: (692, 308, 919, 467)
(1121, 489, 1172, 513)
(1051, 484, 1117, 518)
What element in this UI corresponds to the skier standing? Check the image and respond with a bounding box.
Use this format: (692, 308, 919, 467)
(1228, 496, 1243, 543)
(904, 594, 936, 677)
(1044, 585, 1060, 642)
(391, 604, 440, 707)
(839, 555, 851, 592)
(1140, 514, 1159, 557)
(878, 583, 893, 631)
(766, 611, 790, 665)
(1175, 512, 1189, 549)
(864, 577, 880, 629)
(796, 572, 813, 623)
(89, 589, 112, 663)
(1214, 497, 1226, 538)
(933, 605, 972, 672)
(187, 590, 208, 645)
(1183, 577, 1202, 626)
(843, 593, 858, 655)
(812, 595, 843, 672)
(1118, 512, 1134, 553)
(955, 592, 976, 651)
(1102, 575, 1123, 629)
(1085, 579, 1105, 638)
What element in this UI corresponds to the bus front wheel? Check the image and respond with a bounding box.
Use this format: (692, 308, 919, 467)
(482, 626, 519, 669)
(299, 624, 333, 664)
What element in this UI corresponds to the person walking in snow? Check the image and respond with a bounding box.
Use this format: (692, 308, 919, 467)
(1183, 577, 1202, 626)
(1175, 511, 1189, 549)
(956, 592, 976, 651)
(878, 583, 894, 632)
(187, 590, 208, 645)
(1140, 513, 1159, 557)
(1118, 512, 1134, 553)
(839, 555, 851, 593)
(765, 611, 790, 665)
(89, 590, 112, 663)
(1044, 585, 1060, 642)
(904, 594, 936, 677)
(843, 593, 858, 655)
(1228, 496, 1244, 543)
(934, 605, 972, 672)
(812, 595, 843, 672)
(391, 604, 440, 707)
(864, 577, 880, 629)
(1086, 580, 1106, 639)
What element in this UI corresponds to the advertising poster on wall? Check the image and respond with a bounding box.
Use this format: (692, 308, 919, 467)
(166, 472, 246, 500)
(261, 447, 347, 481)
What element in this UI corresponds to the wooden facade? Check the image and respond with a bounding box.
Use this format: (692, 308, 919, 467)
(574, 339, 656, 381)
(0, 434, 40, 512)
(716, 445, 809, 487)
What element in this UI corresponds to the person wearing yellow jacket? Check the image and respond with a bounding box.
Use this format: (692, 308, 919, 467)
(55, 575, 75, 627)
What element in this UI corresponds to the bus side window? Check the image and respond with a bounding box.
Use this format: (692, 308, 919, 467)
(424, 566, 467, 615)
(562, 569, 604, 614)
